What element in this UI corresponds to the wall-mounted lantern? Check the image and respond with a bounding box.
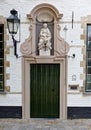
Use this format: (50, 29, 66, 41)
(7, 9, 20, 58)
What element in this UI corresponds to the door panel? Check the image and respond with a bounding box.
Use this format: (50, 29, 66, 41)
(30, 64, 60, 118)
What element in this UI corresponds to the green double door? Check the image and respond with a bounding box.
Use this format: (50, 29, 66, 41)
(30, 64, 60, 118)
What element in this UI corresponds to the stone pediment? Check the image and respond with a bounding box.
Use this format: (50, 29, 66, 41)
(20, 3, 69, 57)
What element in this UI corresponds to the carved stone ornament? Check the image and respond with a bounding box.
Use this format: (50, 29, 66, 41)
(20, 3, 69, 57)
(56, 24, 69, 56)
(20, 34, 32, 55)
(37, 12, 54, 22)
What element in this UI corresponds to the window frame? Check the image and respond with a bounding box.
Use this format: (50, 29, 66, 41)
(86, 24, 91, 91)
(0, 24, 4, 91)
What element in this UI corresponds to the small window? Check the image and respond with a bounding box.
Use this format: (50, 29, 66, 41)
(0, 24, 4, 91)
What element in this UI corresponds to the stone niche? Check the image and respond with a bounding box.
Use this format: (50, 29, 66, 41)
(20, 3, 69, 57)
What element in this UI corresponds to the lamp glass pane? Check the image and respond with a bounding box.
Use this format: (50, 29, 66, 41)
(14, 21, 19, 34)
(7, 21, 13, 34)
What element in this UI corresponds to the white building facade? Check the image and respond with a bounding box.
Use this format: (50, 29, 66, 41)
(0, 0, 91, 119)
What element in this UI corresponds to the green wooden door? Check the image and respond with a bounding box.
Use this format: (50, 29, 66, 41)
(30, 64, 60, 118)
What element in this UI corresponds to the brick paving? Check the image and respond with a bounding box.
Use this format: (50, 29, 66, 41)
(0, 119, 91, 130)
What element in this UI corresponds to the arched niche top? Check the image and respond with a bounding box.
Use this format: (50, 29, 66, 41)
(27, 3, 63, 21)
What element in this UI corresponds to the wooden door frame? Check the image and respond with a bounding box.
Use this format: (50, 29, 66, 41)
(22, 56, 67, 119)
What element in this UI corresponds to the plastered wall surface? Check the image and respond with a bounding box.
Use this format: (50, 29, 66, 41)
(0, 0, 91, 106)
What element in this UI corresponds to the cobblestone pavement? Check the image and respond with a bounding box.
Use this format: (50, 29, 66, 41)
(0, 119, 91, 130)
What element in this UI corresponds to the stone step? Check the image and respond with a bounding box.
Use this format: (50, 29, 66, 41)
(0, 119, 91, 130)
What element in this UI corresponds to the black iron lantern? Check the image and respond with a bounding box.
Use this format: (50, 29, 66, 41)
(7, 9, 20, 35)
(7, 9, 20, 58)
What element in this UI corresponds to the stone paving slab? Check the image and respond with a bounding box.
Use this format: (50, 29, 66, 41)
(0, 119, 91, 130)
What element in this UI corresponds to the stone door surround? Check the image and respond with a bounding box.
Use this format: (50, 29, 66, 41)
(20, 3, 69, 119)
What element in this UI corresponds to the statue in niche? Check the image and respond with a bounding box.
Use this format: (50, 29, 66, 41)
(38, 23, 52, 51)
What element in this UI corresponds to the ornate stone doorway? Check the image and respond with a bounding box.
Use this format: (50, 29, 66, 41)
(20, 3, 69, 119)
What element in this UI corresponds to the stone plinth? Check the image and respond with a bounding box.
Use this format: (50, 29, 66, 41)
(39, 49, 50, 56)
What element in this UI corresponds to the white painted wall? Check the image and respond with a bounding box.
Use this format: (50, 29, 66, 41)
(68, 94, 91, 107)
(0, 0, 91, 106)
